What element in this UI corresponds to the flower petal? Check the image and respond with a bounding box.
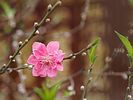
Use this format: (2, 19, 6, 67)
(32, 66, 39, 77)
(27, 55, 37, 65)
(57, 50, 65, 62)
(47, 69, 58, 78)
(39, 65, 47, 77)
(32, 62, 42, 76)
(32, 42, 46, 51)
(32, 42, 47, 56)
(33, 50, 44, 59)
(47, 41, 59, 53)
(56, 64, 63, 71)
(32, 62, 47, 77)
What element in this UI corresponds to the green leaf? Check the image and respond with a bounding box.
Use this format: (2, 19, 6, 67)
(51, 83, 60, 95)
(129, 0, 133, 6)
(34, 87, 45, 99)
(63, 90, 71, 97)
(42, 84, 50, 99)
(49, 82, 61, 99)
(88, 37, 100, 64)
(34, 82, 61, 100)
(0, 1, 15, 18)
(115, 31, 133, 61)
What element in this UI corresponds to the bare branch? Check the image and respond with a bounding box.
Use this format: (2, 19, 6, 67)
(0, 1, 62, 74)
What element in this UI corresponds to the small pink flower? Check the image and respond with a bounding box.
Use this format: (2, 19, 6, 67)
(27, 41, 64, 78)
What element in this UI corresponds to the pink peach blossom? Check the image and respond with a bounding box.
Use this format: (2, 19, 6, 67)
(27, 41, 64, 78)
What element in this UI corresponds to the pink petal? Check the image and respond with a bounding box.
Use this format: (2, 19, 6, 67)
(57, 50, 65, 62)
(32, 42, 46, 51)
(39, 66, 47, 77)
(32, 66, 39, 77)
(27, 55, 37, 65)
(53, 51, 64, 62)
(32, 42, 47, 57)
(56, 64, 63, 71)
(47, 69, 58, 78)
(47, 41, 59, 53)
(32, 62, 47, 77)
(32, 62, 42, 76)
(33, 50, 44, 59)
(39, 70, 47, 77)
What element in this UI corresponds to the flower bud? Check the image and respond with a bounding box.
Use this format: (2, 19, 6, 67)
(67, 86, 74, 91)
(9, 55, 13, 59)
(47, 4, 52, 11)
(127, 95, 132, 99)
(12, 59, 15, 62)
(3, 64, 6, 67)
(24, 63, 28, 66)
(25, 39, 28, 42)
(18, 52, 22, 55)
(105, 56, 112, 63)
(80, 85, 84, 90)
(83, 98, 87, 100)
(34, 22, 39, 29)
(57, 1, 62, 6)
(35, 30, 39, 35)
(72, 56, 76, 59)
(82, 52, 87, 56)
(18, 41, 23, 46)
(7, 68, 13, 73)
(46, 18, 50, 22)
(28, 65, 33, 69)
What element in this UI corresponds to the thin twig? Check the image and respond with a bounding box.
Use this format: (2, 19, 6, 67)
(12, 66, 29, 71)
(81, 64, 93, 100)
(0, 1, 61, 74)
(12, 34, 27, 98)
(63, 40, 98, 60)
(125, 65, 133, 100)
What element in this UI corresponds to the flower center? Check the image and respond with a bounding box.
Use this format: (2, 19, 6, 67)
(42, 56, 53, 65)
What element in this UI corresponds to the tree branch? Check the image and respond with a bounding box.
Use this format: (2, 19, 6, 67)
(63, 40, 98, 60)
(0, 1, 62, 74)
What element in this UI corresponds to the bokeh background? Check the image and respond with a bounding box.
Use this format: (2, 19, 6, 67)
(0, 0, 133, 100)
